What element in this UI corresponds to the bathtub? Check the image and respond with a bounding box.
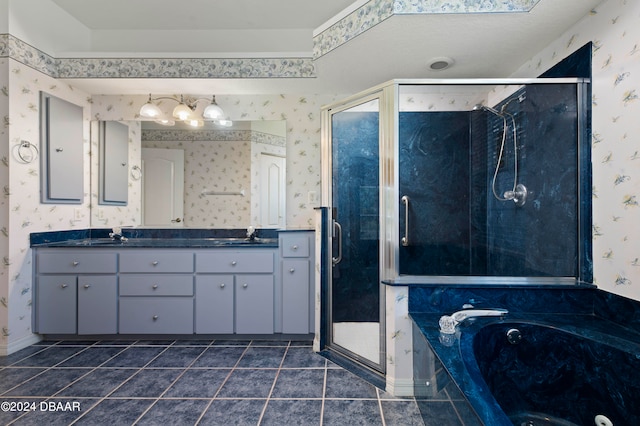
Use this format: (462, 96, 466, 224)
(412, 313, 640, 426)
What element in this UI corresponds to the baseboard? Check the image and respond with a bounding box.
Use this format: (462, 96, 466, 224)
(0, 333, 41, 356)
(385, 376, 416, 397)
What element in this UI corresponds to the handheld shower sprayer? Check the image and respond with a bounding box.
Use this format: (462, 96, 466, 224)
(473, 97, 527, 206)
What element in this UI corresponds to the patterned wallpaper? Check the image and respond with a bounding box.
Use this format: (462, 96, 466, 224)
(512, 0, 640, 301)
(1, 60, 92, 351)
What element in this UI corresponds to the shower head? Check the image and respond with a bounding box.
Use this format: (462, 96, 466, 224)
(472, 104, 502, 116)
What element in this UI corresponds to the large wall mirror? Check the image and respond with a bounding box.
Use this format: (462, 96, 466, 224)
(90, 119, 286, 229)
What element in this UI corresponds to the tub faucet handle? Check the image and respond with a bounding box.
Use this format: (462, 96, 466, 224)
(439, 315, 457, 334)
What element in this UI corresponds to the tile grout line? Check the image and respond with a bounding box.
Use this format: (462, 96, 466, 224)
(320, 357, 328, 426)
(256, 340, 290, 425)
(68, 340, 176, 425)
(4, 342, 108, 425)
(130, 339, 217, 425)
(377, 387, 387, 426)
(194, 340, 253, 425)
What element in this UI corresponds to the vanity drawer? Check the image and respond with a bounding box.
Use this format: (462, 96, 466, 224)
(120, 275, 194, 296)
(280, 234, 310, 258)
(196, 251, 274, 273)
(37, 251, 117, 274)
(119, 297, 194, 334)
(119, 250, 194, 273)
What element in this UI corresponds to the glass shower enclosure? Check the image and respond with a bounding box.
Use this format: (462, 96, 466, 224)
(320, 78, 591, 375)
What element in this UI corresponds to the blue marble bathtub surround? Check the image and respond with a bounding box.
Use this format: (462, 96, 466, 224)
(409, 284, 640, 426)
(594, 288, 640, 335)
(469, 321, 640, 426)
(408, 285, 595, 315)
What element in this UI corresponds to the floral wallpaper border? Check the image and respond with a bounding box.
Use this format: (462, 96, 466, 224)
(313, 0, 541, 59)
(141, 129, 286, 147)
(1, 0, 543, 78)
(0, 34, 316, 79)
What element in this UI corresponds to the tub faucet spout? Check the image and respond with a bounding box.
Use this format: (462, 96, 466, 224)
(439, 308, 508, 334)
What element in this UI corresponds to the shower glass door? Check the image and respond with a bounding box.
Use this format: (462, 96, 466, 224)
(328, 96, 382, 370)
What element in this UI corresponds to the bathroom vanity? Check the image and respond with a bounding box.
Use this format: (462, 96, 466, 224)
(30, 229, 314, 338)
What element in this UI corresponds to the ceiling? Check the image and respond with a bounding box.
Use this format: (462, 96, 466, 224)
(50, 0, 603, 96)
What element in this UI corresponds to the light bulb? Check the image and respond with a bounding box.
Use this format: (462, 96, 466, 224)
(203, 96, 224, 120)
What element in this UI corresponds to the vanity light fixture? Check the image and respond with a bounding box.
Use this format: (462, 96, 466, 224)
(139, 94, 226, 127)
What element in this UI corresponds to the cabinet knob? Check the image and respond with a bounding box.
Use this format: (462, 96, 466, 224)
(242, 283, 248, 288)
(153, 315, 159, 321)
(83, 284, 91, 289)
(289, 268, 295, 273)
(220, 283, 226, 288)
(151, 261, 159, 266)
(231, 261, 237, 266)
(60, 284, 68, 289)
(72, 261, 79, 266)
(291, 245, 298, 251)
(55, 147, 64, 152)
(152, 284, 158, 290)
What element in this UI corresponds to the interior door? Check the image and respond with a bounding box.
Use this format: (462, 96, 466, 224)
(141, 148, 184, 226)
(328, 97, 383, 370)
(259, 153, 286, 227)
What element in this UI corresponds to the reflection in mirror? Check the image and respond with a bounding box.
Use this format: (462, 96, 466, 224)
(98, 121, 129, 206)
(92, 120, 286, 229)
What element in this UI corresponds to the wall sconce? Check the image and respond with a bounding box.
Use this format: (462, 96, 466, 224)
(139, 94, 225, 127)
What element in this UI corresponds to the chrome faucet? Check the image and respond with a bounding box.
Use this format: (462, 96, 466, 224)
(109, 227, 128, 242)
(246, 226, 256, 240)
(439, 307, 508, 334)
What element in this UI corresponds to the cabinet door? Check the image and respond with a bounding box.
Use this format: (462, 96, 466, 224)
(40, 92, 84, 203)
(36, 276, 77, 334)
(78, 275, 117, 334)
(195, 275, 234, 334)
(235, 274, 274, 334)
(99, 121, 129, 205)
(282, 260, 310, 334)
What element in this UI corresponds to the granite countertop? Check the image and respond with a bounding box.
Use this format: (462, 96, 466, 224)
(410, 311, 640, 425)
(33, 237, 279, 248)
(29, 228, 290, 248)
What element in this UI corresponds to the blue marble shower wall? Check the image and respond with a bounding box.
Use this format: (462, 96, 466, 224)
(398, 82, 587, 279)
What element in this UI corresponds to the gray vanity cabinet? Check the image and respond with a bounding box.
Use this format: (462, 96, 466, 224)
(39, 92, 84, 204)
(34, 250, 118, 334)
(280, 232, 314, 334)
(196, 250, 275, 334)
(118, 250, 194, 334)
(36, 275, 77, 334)
(195, 274, 234, 333)
(235, 274, 274, 334)
(78, 275, 117, 334)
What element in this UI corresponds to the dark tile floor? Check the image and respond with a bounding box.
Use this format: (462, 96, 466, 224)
(0, 339, 471, 425)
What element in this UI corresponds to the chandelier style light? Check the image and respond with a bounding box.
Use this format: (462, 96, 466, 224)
(138, 94, 226, 127)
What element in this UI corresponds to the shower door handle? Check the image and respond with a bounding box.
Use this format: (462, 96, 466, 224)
(332, 220, 343, 266)
(401, 195, 410, 246)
